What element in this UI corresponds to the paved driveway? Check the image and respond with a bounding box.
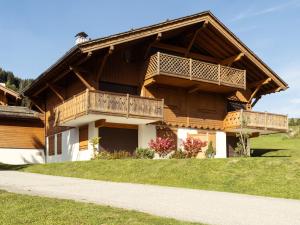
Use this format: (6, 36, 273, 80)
(1, 171, 300, 225)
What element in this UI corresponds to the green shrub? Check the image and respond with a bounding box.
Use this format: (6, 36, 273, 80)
(94, 150, 132, 160)
(171, 149, 187, 159)
(110, 151, 132, 159)
(135, 148, 154, 159)
(205, 141, 215, 158)
(95, 150, 111, 160)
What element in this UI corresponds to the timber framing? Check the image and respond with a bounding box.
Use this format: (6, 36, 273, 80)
(96, 45, 114, 82)
(47, 83, 64, 102)
(24, 11, 288, 98)
(70, 67, 96, 90)
(220, 53, 244, 66)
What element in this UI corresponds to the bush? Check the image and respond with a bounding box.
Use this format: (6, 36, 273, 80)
(148, 137, 175, 157)
(95, 150, 111, 160)
(182, 136, 207, 158)
(205, 141, 215, 158)
(94, 150, 132, 160)
(171, 149, 187, 159)
(110, 151, 132, 159)
(135, 148, 154, 159)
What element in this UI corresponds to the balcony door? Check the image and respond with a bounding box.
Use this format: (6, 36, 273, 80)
(99, 81, 138, 95)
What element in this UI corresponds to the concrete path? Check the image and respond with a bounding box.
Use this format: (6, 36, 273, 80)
(1, 171, 300, 225)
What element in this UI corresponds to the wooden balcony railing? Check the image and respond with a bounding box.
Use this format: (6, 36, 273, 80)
(54, 89, 164, 125)
(145, 52, 246, 89)
(224, 110, 288, 132)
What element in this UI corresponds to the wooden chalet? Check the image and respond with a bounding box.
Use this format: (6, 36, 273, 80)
(23, 11, 288, 162)
(0, 84, 45, 165)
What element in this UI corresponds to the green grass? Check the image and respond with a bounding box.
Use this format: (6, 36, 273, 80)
(2, 133, 300, 200)
(0, 190, 201, 225)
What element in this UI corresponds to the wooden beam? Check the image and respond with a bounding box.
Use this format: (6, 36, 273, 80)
(95, 119, 106, 128)
(143, 78, 156, 87)
(30, 99, 45, 113)
(251, 96, 261, 108)
(47, 83, 64, 102)
(188, 85, 201, 94)
(144, 33, 162, 59)
(96, 45, 114, 82)
(220, 53, 244, 66)
(248, 78, 272, 88)
(185, 20, 208, 57)
(70, 67, 95, 90)
(33, 53, 93, 97)
(152, 42, 219, 63)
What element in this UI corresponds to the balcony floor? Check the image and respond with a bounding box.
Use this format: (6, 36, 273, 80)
(145, 75, 242, 94)
(62, 113, 159, 127)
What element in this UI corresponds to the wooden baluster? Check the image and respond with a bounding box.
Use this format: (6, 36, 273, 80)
(157, 52, 160, 74)
(218, 65, 221, 85)
(264, 111, 267, 130)
(85, 89, 89, 115)
(189, 58, 192, 80)
(126, 94, 129, 118)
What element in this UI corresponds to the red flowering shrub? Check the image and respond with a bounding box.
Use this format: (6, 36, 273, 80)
(148, 137, 175, 157)
(182, 136, 207, 158)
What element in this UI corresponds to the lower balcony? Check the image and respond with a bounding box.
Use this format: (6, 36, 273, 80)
(224, 110, 288, 134)
(54, 90, 164, 126)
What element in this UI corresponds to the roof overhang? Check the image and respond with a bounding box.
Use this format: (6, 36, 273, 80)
(24, 11, 288, 97)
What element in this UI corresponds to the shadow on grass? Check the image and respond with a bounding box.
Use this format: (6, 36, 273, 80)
(0, 163, 30, 171)
(251, 148, 290, 157)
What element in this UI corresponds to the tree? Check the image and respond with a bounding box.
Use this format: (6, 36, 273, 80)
(289, 118, 295, 126)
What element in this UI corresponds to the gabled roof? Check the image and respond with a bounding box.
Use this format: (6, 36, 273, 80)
(0, 85, 21, 100)
(24, 11, 288, 96)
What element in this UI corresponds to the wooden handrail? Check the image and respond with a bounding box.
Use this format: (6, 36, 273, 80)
(146, 52, 246, 89)
(224, 110, 288, 131)
(54, 89, 164, 125)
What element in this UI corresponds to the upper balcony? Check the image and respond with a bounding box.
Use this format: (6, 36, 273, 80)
(54, 90, 164, 127)
(224, 110, 288, 134)
(145, 52, 246, 91)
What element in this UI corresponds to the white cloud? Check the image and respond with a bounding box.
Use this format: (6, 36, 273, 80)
(231, 0, 300, 22)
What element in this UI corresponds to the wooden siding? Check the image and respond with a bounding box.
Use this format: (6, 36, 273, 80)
(146, 85, 226, 130)
(0, 119, 44, 149)
(48, 135, 55, 155)
(79, 125, 88, 150)
(57, 133, 62, 155)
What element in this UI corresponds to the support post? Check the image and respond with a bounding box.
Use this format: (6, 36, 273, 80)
(157, 52, 160, 74)
(126, 93, 129, 118)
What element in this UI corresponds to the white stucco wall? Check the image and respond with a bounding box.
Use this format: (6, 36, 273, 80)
(215, 131, 227, 158)
(0, 148, 45, 165)
(46, 122, 99, 163)
(177, 128, 198, 149)
(138, 125, 156, 148)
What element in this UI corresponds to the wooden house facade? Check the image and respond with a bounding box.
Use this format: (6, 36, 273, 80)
(0, 84, 45, 164)
(23, 11, 288, 162)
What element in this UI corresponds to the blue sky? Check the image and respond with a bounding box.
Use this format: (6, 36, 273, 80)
(0, 0, 300, 117)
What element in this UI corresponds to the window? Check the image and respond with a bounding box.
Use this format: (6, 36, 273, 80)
(99, 82, 138, 95)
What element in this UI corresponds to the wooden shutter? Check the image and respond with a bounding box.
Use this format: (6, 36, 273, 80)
(79, 125, 88, 150)
(57, 133, 62, 155)
(48, 135, 55, 155)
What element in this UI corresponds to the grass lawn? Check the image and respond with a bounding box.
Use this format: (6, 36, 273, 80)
(1, 133, 300, 200)
(0, 190, 201, 225)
